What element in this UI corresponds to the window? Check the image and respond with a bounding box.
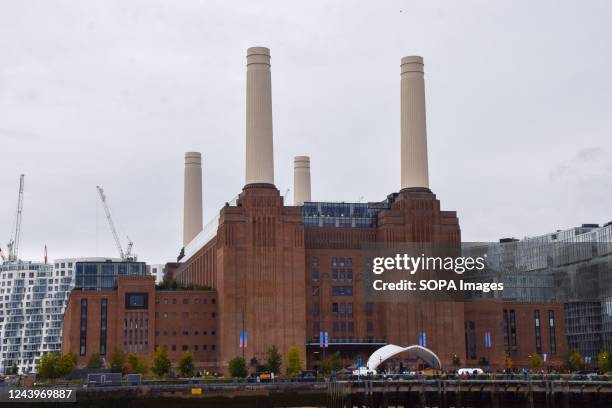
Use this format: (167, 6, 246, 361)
(172, 298, 177, 304)
(332, 286, 352, 296)
(312, 303, 320, 316)
(534, 310, 542, 353)
(509, 310, 517, 348)
(79, 299, 87, 356)
(163, 298, 168, 305)
(171, 345, 176, 351)
(312, 286, 320, 296)
(182, 345, 188, 351)
(182, 298, 189, 304)
(503, 310, 510, 352)
(100, 298, 108, 355)
(366, 303, 374, 316)
(125, 293, 148, 309)
(548, 310, 557, 354)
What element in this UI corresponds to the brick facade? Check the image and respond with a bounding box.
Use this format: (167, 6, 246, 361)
(62, 275, 218, 372)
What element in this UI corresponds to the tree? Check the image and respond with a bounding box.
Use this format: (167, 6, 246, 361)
(249, 356, 259, 372)
(38, 352, 59, 378)
(6, 363, 18, 375)
(321, 351, 343, 375)
(178, 352, 195, 377)
(37, 352, 59, 379)
(286, 347, 303, 377)
(528, 353, 542, 370)
(151, 347, 171, 378)
(229, 356, 248, 378)
(265, 345, 282, 375)
(86, 353, 103, 369)
(55, 353, 77, 377)
(504, 354, 513, 370)
(127, 353, 148, 375)
(110, 349, 126, 373)
(598, 351, 611, 373)
(452, 354, 461, 369)
(568, 351, 585, 371)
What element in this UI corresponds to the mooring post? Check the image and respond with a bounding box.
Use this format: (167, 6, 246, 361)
(490, 380, 500, 408)
(456, 379, 462, 408)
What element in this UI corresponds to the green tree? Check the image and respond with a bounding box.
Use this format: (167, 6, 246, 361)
(86, 352, 103, 369)
(597, 351, 610, 373)
(178, 352, 195, 377)
(127, 353, 148, 375)
(265, 345, 282, 375)
(228, 356, 248, 378)
(286, 346, 303, 377)
(528, 353, 542, 370)
(568, 351, 585, 371)
(37, 352, 59, 379)
(7, 363, 18, 375)
(320, 351, 343, 375)
(452, 354, 461, 369)
(110, 349, 126, 373)
(55, 353, 77, 377)
(151, 347, 171, 378)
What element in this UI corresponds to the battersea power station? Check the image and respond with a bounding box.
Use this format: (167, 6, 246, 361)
(62, 47, 566, 373)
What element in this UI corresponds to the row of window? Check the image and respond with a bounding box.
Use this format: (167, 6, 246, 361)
(159, 344, 216, 352)
(156, 297, 215, 305)
(311, 286, 354, 297)
(312, 321, 374, 333)
(155, 330, 216, 336)
(311, 302, 374, 316)
(156, 311, 215, 319)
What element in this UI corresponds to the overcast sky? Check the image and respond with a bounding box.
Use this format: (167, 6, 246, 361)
(1, 1, 611, 264)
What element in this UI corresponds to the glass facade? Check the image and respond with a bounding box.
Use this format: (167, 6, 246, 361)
(75, 261, 146, 291)
(301, 199, 392, 228)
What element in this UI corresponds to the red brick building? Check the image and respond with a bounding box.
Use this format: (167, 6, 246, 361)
(62, 276, 218, 372)
(174, 187, 566, 372)
(169, 47, 566, 372)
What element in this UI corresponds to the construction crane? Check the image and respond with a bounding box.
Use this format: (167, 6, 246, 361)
(4, 174, 25, 263)
(96, 185, 136, 261)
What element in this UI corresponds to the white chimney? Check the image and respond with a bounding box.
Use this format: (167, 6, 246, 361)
(245, 47, 275, 186)
(400, 56, 429, 190)
(293, 156, 311, 205)
(183, 152, 203, 246)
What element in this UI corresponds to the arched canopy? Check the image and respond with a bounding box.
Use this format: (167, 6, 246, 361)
(366, 344, 442, 371)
